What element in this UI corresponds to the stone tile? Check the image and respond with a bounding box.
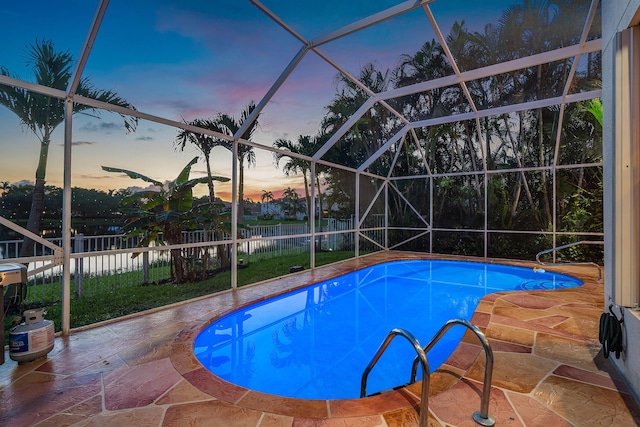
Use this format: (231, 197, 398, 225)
(425, 366, 464, 397)
(0, 351, 50, 388)
(0, 372, 102, 427)
(75, 354, 128, 376)
(506, 391, 573, 426)
(329, 389, 419, 417)
(383, 406, 443, 427)
(461, 327, 487, 345)
(475, 300, 495, 314)
(292, 415, 386, 426)
(493, 297, 518, 308)
(116, 328, 179, 367)
(156, 378, 217, 405)
(488, 339, 531, 354)
(550, 313, 601, 340)
(529, 315, 570, 328)
(443, 342, 481, 371)
(162, 400, 263, 427)
(553, 365, 629, 393)
(183, 366, 249, 403)
(382, 406, 420, 427)
(259, 412, 295, 427)
(534, 290, 603, 306)
(500, 294, 562, 310)
(485, 323, 535, 347)
(170, 341, 203, 375)
(103, 357, 183, 410)
(238, 391, 328, 418)
(466, 352, 558, 394)
(492, 305, 557, 321)
(173, 322, 206, 344)
(34, 394, 103, 427)
(534, 333, 601, 372)
(491, 314, 584, 341)
(71, 406, 164, 427)
(534, 375, 640, 426)
(429, 379, 522, 426)
(470, 311, 491, 328)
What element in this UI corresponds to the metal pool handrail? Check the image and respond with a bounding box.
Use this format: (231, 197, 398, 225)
(410, 319, 495, 427)
(360, 328, 430, 427)
(535, 240, 604, 280)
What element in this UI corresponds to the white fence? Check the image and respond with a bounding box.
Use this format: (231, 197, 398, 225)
(0, 218, 360, 301)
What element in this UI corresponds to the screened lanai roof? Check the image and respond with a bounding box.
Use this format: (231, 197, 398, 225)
(0, 0, 603, 335)
(0, 0, 601, 192)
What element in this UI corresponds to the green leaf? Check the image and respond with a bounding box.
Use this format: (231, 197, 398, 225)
(102, 165, 164, 187)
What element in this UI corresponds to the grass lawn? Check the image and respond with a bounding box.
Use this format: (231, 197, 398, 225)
(3, 251, 355, 339)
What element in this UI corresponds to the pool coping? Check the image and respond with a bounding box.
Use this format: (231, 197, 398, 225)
(169, 252, 598, 420)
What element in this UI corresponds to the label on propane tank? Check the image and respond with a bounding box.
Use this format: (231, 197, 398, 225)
(9, 332, 28, 353)
(10, 324, 54, 353)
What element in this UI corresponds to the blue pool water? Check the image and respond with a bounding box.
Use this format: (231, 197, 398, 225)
(193, 260, 582, 400)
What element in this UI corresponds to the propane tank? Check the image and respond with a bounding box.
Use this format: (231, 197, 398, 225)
(9, 308, 54, 364)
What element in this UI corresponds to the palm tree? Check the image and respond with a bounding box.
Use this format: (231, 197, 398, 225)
(273, 135, 316, 220)
(280, 187, 304, 219)
(260, 190, 274, 204)
(214, 102, 259, 224)
(0, 39, 137, 259)
(175, 118, 228, 203)
(260, 190, 274, 217)
(0, 181, 11, 197)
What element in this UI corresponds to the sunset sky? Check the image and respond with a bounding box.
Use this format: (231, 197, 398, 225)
(0, 0, 507, 201)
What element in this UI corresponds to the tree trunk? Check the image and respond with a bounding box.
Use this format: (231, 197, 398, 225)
(8, 139, 49, 307)
(205, 155, 215, 203)
(20, 139, 50, 259)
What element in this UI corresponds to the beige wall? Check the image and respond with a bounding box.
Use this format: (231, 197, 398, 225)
(603, 0, 640, 403)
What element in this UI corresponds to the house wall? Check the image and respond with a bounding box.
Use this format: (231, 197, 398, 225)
(603, 0, 640, 403)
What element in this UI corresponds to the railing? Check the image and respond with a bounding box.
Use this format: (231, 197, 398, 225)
(536, 240, 604, 280)
(360, 328, 431, 427)
(361, 319, 495, 427)
(0, 220, 361, 303)
(411, 319, 495, 427)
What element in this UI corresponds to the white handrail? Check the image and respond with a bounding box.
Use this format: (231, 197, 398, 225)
(536, 240, 604, 280)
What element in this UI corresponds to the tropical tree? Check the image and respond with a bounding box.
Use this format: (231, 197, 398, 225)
(1, 181, 11, 196)
(260, 190, 274, 204)
(175, 118, 229, 203)
(0, 39, 137, 261)
(260, 190, 274, 218)
(214, 102, 259, 224)
(273, 135, 319, 220)
(280, 187, 304, 219)
(102, 157, 229, 283)
(319, 63, 397, 234)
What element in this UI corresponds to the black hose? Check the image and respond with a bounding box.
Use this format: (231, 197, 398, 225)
(599, 310, 623, 359)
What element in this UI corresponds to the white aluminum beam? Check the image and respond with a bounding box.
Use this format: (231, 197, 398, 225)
(67, 0, 109, 96)
(379, 39, 602, 101)
(310, 0, 433, 48)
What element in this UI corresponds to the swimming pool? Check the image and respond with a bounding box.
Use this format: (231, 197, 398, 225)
(193, 259, 582, 400)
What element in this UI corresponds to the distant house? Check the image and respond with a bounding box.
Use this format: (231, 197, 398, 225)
(260, 199, 307, 221)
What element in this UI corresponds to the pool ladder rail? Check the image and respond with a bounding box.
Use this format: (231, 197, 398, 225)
(536, 240, 604, 280)
(361, 319, 495, 427)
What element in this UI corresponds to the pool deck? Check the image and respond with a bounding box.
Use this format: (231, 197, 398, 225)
(1, 251, 639, 426)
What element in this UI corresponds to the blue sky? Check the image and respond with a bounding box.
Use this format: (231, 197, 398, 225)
(0, 0, 510, 200)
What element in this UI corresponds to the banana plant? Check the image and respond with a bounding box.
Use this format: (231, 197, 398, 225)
(102, 156, 230, 283)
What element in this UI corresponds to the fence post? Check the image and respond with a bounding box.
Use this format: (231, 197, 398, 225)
(74, 234, 84, 297)
(143, 251, 149, 283)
